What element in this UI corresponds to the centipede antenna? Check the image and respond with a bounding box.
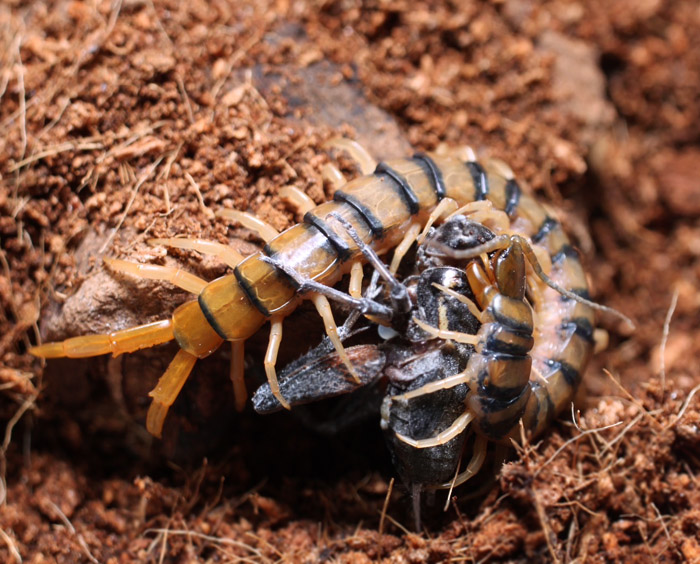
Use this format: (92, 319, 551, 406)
(328, 212, 411, 314)
(513, 235, 636, 329)
(259, 255, 394, 321)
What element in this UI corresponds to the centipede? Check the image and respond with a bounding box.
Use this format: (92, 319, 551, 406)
(30, 140, 626, 450)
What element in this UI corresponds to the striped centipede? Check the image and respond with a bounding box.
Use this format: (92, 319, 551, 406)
(30, 141, 625, 444)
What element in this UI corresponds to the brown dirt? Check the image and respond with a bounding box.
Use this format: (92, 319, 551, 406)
(1, 0, 699, 562)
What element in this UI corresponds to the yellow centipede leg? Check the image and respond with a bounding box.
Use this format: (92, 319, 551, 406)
(264, 317, 290, 410)
(148, 238, 244, 270)
(393, 368, 474, 402)
(395, 411, 474, 448)
(279, 185, 315, 215)
(349, 260, 364, 299)
(416, 197, 459, 243)
(104, 257, 208, 295)
(321, 163, 346, 191)
(217, 209, 279, 243)
(230, 340, 247, 412)
(311, 293, 360, 383)
(389, 222, 422, 275)
(412, 317, 479, 346)
(325, 138, 377, 175)
(439, 435, 488, 489)
(146, 349, 198, 438)
(431, 283, 483, 322)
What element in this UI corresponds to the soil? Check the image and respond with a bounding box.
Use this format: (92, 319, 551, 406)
(1, 0, 699, 562)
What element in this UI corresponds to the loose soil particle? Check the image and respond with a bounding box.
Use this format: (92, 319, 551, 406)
(1, 0, 699, 562)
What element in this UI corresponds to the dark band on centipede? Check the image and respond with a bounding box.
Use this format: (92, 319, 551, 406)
(198, 296, 228, 340)
(303, 212, 353, 260)
(234, 266, 271, 317)
(332, 191, 385, 237)
(465, 161, 489, 201)
(412, 153, 446, 201)
(561, 317, 595, 343)
(531, 216, 559, 244)
(375, 162, 421, 215)
(551, 244, 580, 264)
(504, 179, 521, 217)
(545, 358, 581, 388)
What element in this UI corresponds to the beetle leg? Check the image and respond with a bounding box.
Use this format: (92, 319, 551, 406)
(230, 340, 247, 412)
(325, 138, 377, 175)
(104, 257, 208, 295)
(148, 238, 244, 269)
(146, 349, 198, 438)
(264, 316, 289, 410)
(29, 319, 175, 359)
(394, 411, 474, 448)
(217, 209, 279, 243)
(279, 185, 315, 215)
(389, 222, 422, 275)
(329, 212, 412, 315)
(258, 255, 393, 320)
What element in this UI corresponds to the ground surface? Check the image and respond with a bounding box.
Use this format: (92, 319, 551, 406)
(1, 0, 700, 562)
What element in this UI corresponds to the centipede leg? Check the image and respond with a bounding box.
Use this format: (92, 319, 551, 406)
(279, 185, 315, 215)
(146, 349, 198, 437)
(392, 368, 475, 402)
(264, 316, 289, 410)
(321, 163, 346, 191)
(104, 257, 209, 295)
(435, 143, 477, 163)
(417, 197, 459, 243)
(349, 260, 364, 299)
(395, 411, 474, 448)
(311, 294, 361, 384)
(325, 138, 377, 175)
(444, 201, 509, 234)
(412, 318, 479, 346)
(389, 222, 422, 275)
(230, 340, 247, 412)
(217, 209, 279, 243)
(148, 238, 244, 269)
(437, 434, 488, 489)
